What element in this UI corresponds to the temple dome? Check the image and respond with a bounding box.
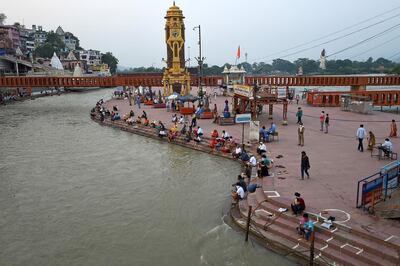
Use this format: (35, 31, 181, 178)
(50, 52, 64, 70)
(165, 2, 184, 18)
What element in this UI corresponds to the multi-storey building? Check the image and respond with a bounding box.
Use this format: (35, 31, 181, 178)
(0, 25, 21, 52)
(79, 49, 101, 66)
(33, 25, 47, 47)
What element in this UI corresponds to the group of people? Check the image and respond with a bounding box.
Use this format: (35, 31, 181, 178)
(259, 122, 277, 142)
(209, 129, 235, 152)
(357, 124, 395, 156)
(290, 193, 314, 241)
(319, 111, 330, 134)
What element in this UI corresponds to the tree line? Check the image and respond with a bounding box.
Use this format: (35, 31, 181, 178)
(119, 57, 400, 75)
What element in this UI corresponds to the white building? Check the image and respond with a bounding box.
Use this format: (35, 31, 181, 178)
(222, 65, 246, 85)
(79, 49, 101, 66)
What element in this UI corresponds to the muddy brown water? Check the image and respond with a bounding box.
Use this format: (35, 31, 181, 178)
(0, 89, 294, 265)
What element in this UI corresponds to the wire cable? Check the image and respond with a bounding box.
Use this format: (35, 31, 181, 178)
(251, 8, 400, 62)
(388, 50, 400, 59)
(350, 34, 400, 59)
(327, 23, 400, 58)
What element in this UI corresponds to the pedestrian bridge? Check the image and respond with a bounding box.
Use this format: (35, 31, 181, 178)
(1, 74, 400, 89)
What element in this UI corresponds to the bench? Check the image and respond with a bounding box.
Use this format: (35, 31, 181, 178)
(180, 107, 194, 116)
(199, 111, 213, 119)
(270, 131, 279, 141)
(217, 116, 235, 126)
(371, 146, 398, 160)
(153, 103, 166, 108)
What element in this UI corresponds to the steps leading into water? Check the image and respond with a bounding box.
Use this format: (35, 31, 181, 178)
(232, 181, 400, 266)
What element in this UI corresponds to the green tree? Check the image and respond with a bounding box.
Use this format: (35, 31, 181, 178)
(294, 58, 319, 74)
(272, 59, 295, 74)
(34, 43, 56, 58)
(101, 52, 119, 74)
(34, 31, 65, 58)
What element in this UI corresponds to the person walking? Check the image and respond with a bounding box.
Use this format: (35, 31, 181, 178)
(356, 124, 367, 152)
(296, 107, 303, 124)
(325, 114, 330, 134)
(390, 119, 397, 138)
(298, 122, 305, 146)
(191, 114, 197, 128)
(367, 131, 376, 150)
(136, 95, 141, 109)
(319, 111, 325, 131)
(300, 151, 310, 179)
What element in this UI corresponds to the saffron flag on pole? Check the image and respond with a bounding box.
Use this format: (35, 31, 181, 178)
(237, 46, 241, 59)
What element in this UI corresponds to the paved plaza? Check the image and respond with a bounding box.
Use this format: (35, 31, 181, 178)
(104, 86, 400, 240)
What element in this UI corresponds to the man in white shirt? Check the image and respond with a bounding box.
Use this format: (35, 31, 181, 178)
(232, 145, 242, 159)
(249, 154, 257, 167)
(380, 138, 393, 156)
(222, 130, 230, 140)
(236, 185, 245, 199)
(257, 142, 267, 155)
(197, 126, 204, 140)
(356, 124, 367, 152)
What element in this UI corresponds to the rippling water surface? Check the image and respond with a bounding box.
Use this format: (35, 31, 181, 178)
(0, 89, 294, 266)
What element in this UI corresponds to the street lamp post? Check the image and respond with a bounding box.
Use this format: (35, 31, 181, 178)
(193, 25, 205, 99)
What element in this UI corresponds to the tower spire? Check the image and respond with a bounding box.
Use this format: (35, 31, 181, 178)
(173, 1, 175, 6)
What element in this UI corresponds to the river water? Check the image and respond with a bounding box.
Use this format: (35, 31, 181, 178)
(0, 89, 294, 266)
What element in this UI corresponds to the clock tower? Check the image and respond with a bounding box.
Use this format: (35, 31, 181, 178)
(163, 2, 191, 96)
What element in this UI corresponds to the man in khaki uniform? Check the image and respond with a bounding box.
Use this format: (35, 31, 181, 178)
(298, 122, 305, 146)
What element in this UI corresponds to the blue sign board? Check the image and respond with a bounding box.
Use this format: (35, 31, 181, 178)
(235, 113, 251, 124)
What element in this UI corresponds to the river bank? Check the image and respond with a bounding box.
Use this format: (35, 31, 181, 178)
(96, 87, 400, 265)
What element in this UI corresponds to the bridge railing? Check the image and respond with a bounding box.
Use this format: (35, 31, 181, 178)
(1, 75, 400, 88)
(307, 90, 400, 107)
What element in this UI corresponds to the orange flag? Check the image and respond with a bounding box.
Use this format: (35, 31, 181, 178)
(237, 46, 241, 59)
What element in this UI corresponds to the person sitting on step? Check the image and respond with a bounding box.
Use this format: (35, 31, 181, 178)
(257, 142, 267, 155)
(291, 192, 306, 215)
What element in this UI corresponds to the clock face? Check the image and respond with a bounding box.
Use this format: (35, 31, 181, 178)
(171, 30, 179, 38)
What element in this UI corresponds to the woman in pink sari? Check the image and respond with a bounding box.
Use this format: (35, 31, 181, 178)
(390, 119, 397, 137)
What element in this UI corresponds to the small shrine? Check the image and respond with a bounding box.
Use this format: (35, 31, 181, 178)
(222, 65, 246, 86)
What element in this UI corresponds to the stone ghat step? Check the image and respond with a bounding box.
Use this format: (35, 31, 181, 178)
(250, 189, 400, 264)
(241, 200, 395, 266)
(232, 212, 333, 265)
(96, 117, 236, 160)
(265, 194, 400, 252)
(238, 202, 371, 266)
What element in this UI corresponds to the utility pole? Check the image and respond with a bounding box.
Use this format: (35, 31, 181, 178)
(309, 231, 315, 266)
(193, 25, 205, 99)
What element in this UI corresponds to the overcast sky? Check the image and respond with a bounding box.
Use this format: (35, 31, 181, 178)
(3, 0, 400, 67)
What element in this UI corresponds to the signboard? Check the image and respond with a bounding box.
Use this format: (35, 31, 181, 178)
(362, 176, 383, 206)
(233, 84, 253, 98)
(249, 121, 260, 142)
(382, 161, 400, 196)
(277, 87, 287, 99)
(235, 113, 252, 124)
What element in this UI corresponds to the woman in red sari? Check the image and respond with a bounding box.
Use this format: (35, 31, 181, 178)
(390, 119, 397, 138)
